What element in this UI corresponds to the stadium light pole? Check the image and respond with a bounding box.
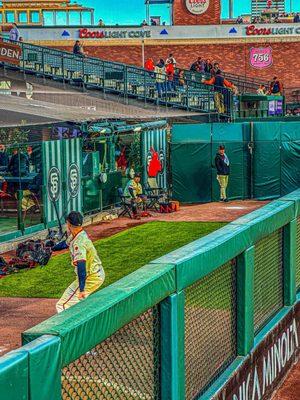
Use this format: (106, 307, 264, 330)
(229, 0, 233, 19)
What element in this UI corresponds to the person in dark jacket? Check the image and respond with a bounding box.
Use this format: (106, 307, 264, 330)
(73, 40, 86, 57)
(8, 149, 29, 177)
(215, 145, 230, 202)
(0, 144, 9, 172)
(204, 70, 236, 114)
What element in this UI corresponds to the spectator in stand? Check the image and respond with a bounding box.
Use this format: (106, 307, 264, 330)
(98, 19, 105, 26)
(0, 144, 9, 172)
(285, 109, 293, 117)
(155, 59, 166, 97)
(73, 40, 86, 57)
(236, 16, 243, 24)
(190, 57, 205, 73)
(294, 13, 300, 23)
(190, 59, 198, 72)
(166, 53, 176, 66)
(141, 20, 148, 26)
(9, 23, 20, 42)
(269, 77, 283, 96)
(150, 18, 157, 26)
(177, 69, 185, 87)
(145, 58, 155, 72)
(211, 62, 220, 76)
(257, 84, 268, 95)
(165, 59, 175, 91)
(204, 70, 235, 114)
(204, 59, 213, 74)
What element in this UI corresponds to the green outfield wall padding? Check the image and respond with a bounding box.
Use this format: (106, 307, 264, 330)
(281, 189, 300, 217)
(172, 123, 211, 143)
(237, 247, 255, 356)
(281, 141, 300, 196)
(172, 122, 300, 203)
(253, 122, 281, 200)
(160, 292, 185, 400)
(22, 335, 61, 400)
(0, 351, 28, 400)
(232, 200, 295, 241)
(171, 143, 212, 203)
(153, 199, 294, 291)
(154, 223, 251, 290)
(23, 263, 175, 366)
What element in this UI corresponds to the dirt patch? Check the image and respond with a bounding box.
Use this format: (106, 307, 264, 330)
(272, 361, 300, 400)
(0, 200, 267, 356)
(0, 297, 56, 356)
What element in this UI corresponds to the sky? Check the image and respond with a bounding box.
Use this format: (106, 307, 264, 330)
(78, 0, 300, 25)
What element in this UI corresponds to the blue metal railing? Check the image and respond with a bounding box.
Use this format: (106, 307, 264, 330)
(1, 39, 233, 119)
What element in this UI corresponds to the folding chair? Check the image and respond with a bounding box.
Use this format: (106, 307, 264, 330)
(117, 188, 133, 219)
(144, 183, 169, 212)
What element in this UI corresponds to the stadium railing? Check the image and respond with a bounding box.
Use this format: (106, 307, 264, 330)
(1, 39, 233, 119)
(1, 189, 300, 400)
(179, 68, 268, 95)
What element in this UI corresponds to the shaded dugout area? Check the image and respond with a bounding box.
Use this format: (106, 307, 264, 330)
(171, 121, 300, 203)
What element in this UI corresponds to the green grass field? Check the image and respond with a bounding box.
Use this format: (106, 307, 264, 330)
(0, 221, 225, 298)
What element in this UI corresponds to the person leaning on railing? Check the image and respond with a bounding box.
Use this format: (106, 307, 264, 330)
(203, 70, 236, 114)
(154, 59, 166, 98)
(9, 23, 20, 42)
(73, 40, 86, 57)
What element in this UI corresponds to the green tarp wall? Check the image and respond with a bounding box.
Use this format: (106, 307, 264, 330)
(171, 122, 300, 203)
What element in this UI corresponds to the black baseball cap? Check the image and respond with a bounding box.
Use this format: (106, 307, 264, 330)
(66, 211, 83, 227)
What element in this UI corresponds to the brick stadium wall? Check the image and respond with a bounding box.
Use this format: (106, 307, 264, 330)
(173, 0, 221, 25)
(55, 40, 300, 87)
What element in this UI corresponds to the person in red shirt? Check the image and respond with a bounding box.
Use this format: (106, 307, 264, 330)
(145, 58, 155, 72)
(165, 60, 175, 91)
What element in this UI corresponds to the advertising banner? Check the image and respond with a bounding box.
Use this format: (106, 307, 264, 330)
(185, 0, 210, 15)
(250, 47, 273, 69)
(0, 42, 21, 65)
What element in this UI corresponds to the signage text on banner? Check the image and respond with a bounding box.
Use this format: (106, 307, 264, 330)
(185, 0, 210, 15)
(250, 47, 273, 69)
(0, 42, 22, 65)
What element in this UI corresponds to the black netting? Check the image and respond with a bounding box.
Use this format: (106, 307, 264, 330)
(253, 229, 284, 333)
(185, 261, 237, 400)
(61, 307, 160, 400)
(296, 218, 300, 291)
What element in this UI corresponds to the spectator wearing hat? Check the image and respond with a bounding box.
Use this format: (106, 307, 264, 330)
(124, 173, 147, 218)
(269, 77, 283, 96)
(215, 145, 230, 202)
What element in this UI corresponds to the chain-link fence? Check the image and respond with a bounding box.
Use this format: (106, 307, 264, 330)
(296, 218, 300, 291)
(184, 261, 237, 400)
(61, 307, 160, 400)
(0, 142, 43, 237)
(253, 229, 284, 333)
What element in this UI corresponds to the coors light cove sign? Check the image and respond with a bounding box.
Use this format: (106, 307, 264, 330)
(186, 0, 210, 15)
